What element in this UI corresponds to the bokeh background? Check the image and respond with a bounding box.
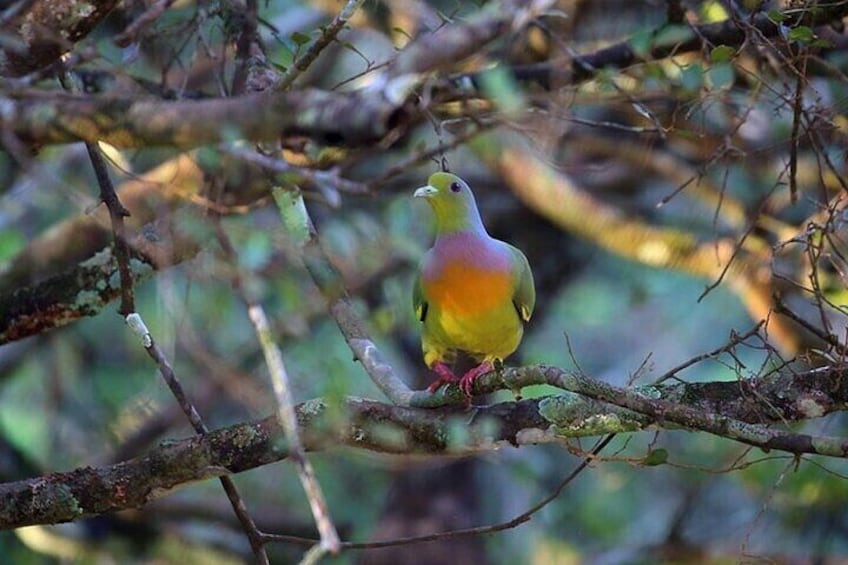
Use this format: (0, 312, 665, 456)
(2, 0, 848, 563)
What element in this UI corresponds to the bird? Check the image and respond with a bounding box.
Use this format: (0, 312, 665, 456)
(413, 172, 535, 397)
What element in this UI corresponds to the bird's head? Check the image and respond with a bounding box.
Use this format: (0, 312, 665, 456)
(414, 172, 484, 235)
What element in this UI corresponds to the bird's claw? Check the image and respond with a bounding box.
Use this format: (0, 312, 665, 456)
(427, 362, 460, 393)
(427, 361, 495, 400)
(458, 362, 494, 398)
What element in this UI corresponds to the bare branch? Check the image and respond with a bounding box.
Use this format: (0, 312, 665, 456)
(217, 207, 341, 556)
(126, 313, 270, 564)
(113, 0, 178, 48)
(275, 0, 366, 91)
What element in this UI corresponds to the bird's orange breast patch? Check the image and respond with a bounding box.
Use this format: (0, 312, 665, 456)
(424, 261, 512, 317)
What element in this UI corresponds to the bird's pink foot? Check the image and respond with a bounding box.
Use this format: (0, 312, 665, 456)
(459, 362, 494, 398)
(427, 362, 460, 393)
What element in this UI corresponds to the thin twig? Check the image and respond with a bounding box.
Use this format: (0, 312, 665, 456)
(740, 458, 794, 557)
(125, 314, 270, 564)
(368, 123, 492, 188)
(275, 0, 366, 91)
(113, 0, 178, 47)
(773, 296, 848, 356)
(83, 142, 135, 316)
(788, 48, 807, 204)
(264, 434, 614, 549)
(215, 214, 341, 556)
(247, 303, 341, 555)
(653, 322, 764, 384)
(222, 145, 369, 196)
(62, 73, 135, 316)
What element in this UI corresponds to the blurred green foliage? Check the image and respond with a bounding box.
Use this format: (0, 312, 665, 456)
(3, 0, 848, 563)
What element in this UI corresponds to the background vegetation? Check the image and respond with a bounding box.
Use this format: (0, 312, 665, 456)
(2, 0, 848, 562)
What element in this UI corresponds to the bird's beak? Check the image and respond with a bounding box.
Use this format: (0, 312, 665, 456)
(413, 185, 438, 198)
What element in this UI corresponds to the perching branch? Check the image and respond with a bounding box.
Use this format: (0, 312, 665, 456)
(3, 361, 848, 529)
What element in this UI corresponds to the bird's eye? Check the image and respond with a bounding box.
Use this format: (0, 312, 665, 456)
(450, 182, 461, 193)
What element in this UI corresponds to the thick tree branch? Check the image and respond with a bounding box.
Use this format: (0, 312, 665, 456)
(384, 0, 552, 78)
(3, 2, 845, 152)
(0, 247, 151, 344)
(0, 218, 198, 345)
(0, 0, 119, 77)
(2, 362, 847, 529)
(0, 0, 551, 150)
(0, 88, 412, 148)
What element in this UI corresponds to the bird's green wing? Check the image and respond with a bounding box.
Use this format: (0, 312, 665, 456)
(413, 268, 428, 322)
(509, 246, 535, 322)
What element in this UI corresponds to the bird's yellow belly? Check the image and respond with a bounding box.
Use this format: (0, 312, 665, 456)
(428, 306, 523, 360)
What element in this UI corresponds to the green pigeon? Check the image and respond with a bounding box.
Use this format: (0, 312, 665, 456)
(413, 172, 536, 397)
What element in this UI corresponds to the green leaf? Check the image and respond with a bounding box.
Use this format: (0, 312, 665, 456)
(479, 65, 525, 115)
(811, 38, 834, 49)
(788, 26, 815, 44)
(643, 61, 665, 81)
(273, 187, 310, 249)
(290, 31, 312, 46)
(706, 62, 734, 90)
(628, 29, 653, 59)
(0, 229, 25, 262)
(644, 448, 668, 466)
(767, 10, 787, 23)
(701, 0, 728, 22)
(680, 63, 703, 91)
(710, 45, 735, 63)
(340, 41, 370, 65)
(652, 24, 694, 47)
